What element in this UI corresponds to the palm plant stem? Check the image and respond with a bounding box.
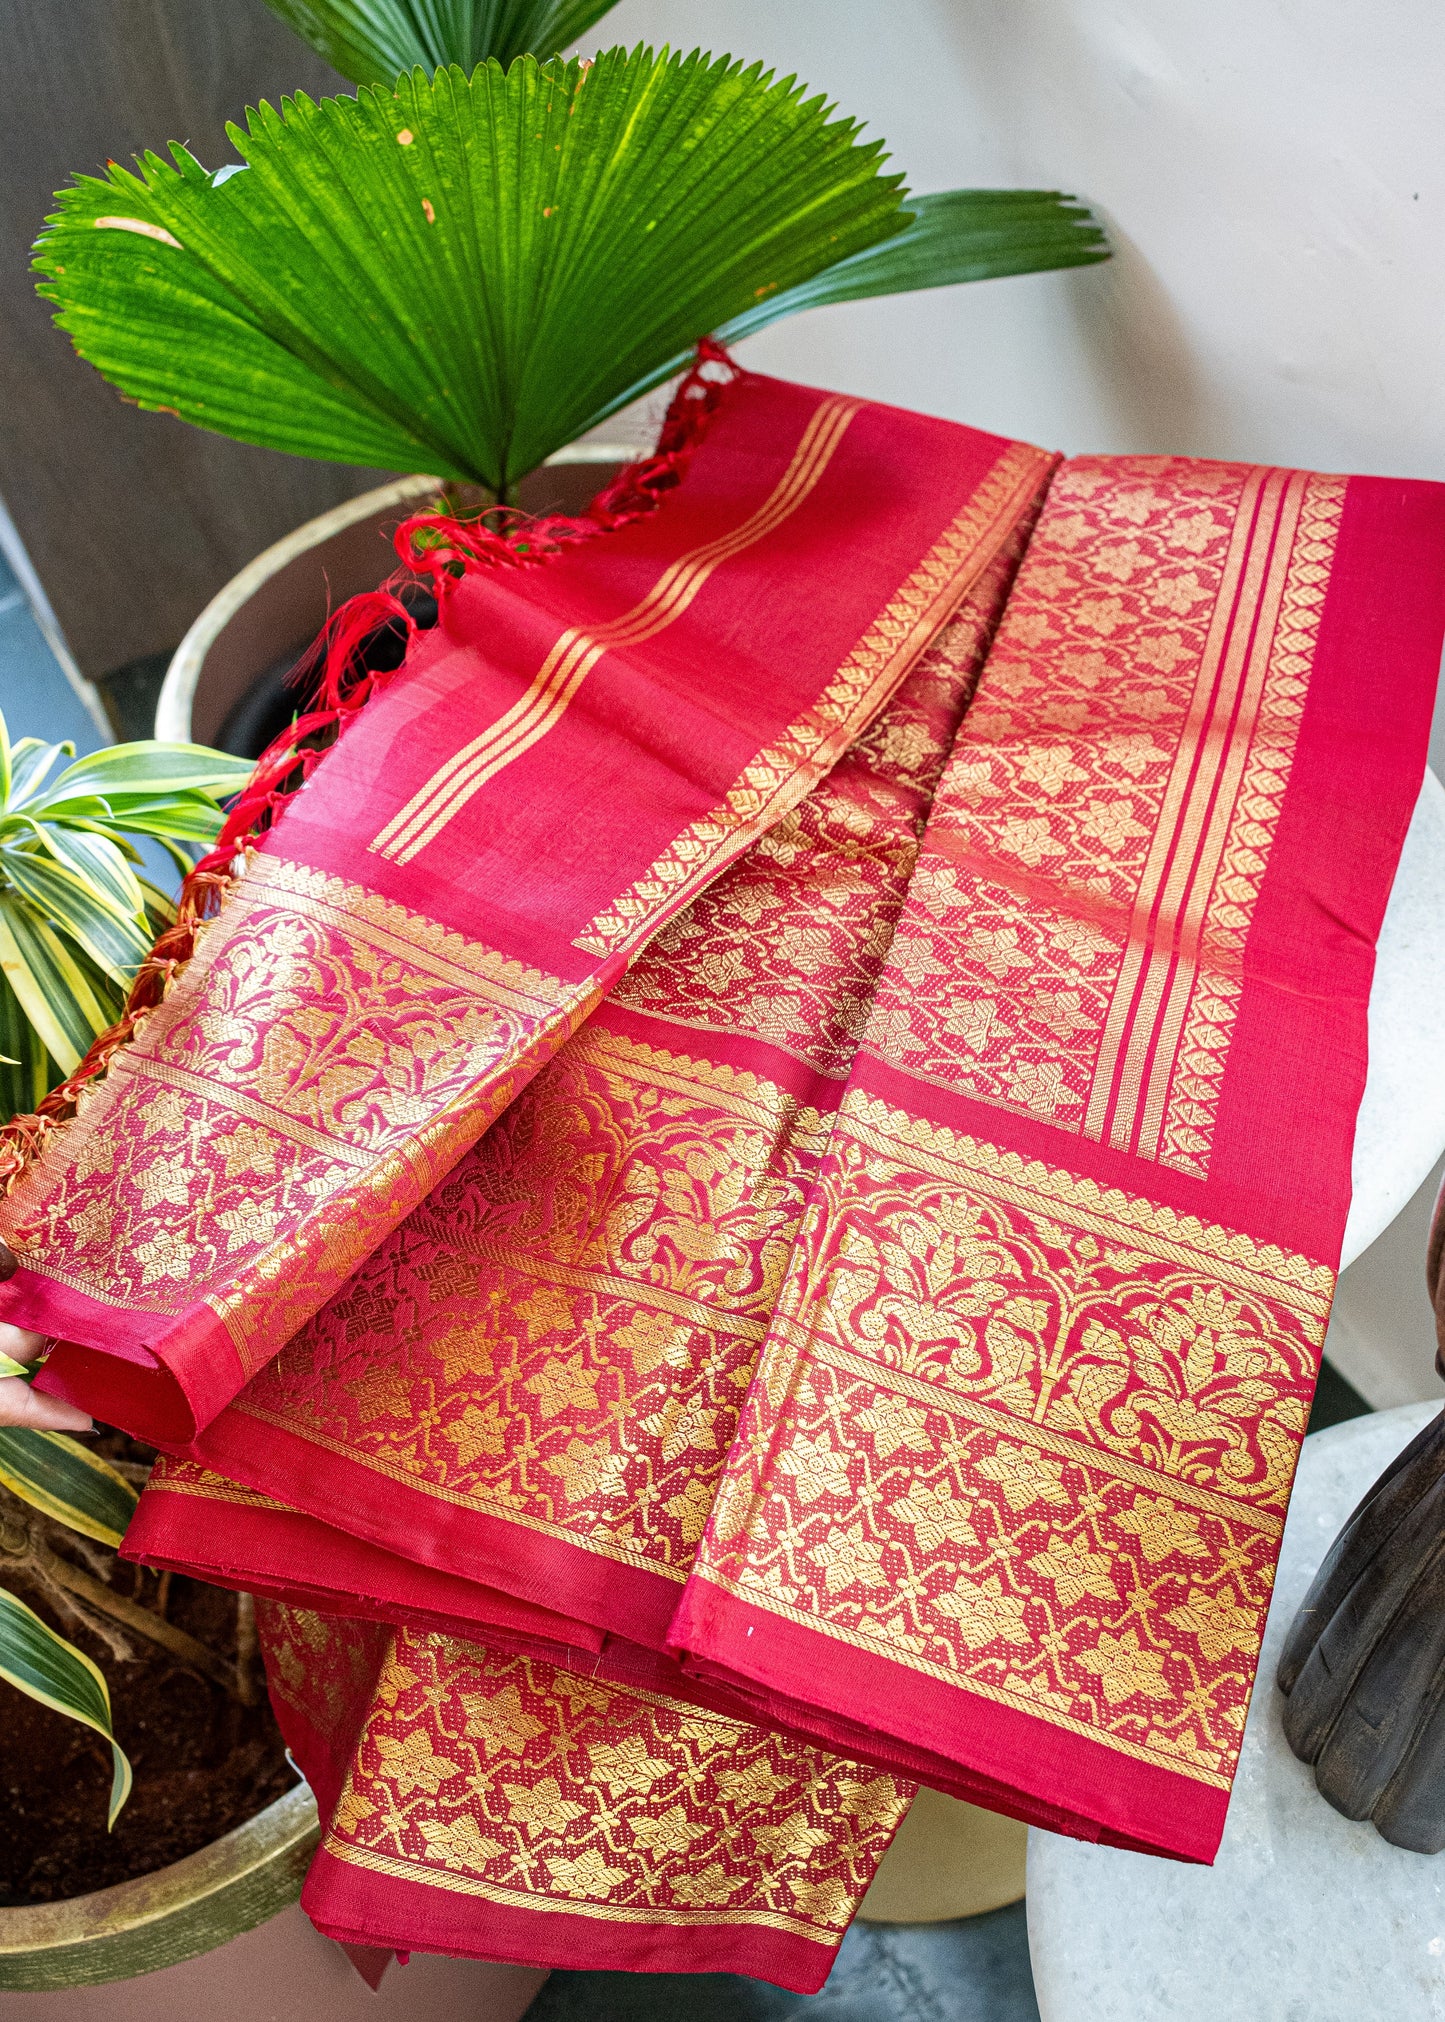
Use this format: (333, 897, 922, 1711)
(41, 1551, 244, 1698)
(0, 1481, 245, 1700)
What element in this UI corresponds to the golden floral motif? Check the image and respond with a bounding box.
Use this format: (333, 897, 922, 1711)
(630, 1806, 710, 1856)
(861, 458, 1346, 1177)
(889, 1481, 979, 1552)
(171, 550, 1030, 1576)
(689, 1089, 1332, 1787)
(575, 440, 1056, 960)
(0, 856, 592, 1383)
(503, 1776, 586, 1834)
(1166, 1587, 1258, 1663)
(1077, 1629, 1173, 1706)
(934, 1575, 1031, 1649)
(314, 1630, 912, 1940)
(611, 547, 1025, 1077)
(253, 1599, 390, 1754)
(239, 1029, 832, 1579)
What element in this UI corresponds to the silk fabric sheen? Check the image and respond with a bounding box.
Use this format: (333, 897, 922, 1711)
(6, 378, 1445, 1983)
(2, 374, 1047, 1446)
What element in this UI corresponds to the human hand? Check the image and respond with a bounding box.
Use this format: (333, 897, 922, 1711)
(0, 1241, 92, 1433)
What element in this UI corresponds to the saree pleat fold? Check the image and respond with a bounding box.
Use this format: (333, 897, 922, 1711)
(254, 1604, 915, 1991)
(0, 371, 1056, 1984)
(6, 375, 1445, 1975)
(2, 374, 1048, 1449)
(670, 454, 1445, 1860)
(121, 547, 1037, 1989)
(127, 549, 1030, 1653)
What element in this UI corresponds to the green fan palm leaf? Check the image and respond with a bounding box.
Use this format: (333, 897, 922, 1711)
(0, 712, 251, 1094)
(263, 0, 622, 84)
(35, 50, 910, 495)
(717, 187, 1109, 343)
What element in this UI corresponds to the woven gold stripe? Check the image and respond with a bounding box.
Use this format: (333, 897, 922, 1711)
(692, 1563, 1233, 1790)
(371, 397, 858, 864)
(321, 1835, 842, 1940)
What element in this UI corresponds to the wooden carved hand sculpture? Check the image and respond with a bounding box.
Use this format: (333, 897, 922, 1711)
(1277, 1178, 1445, 1852)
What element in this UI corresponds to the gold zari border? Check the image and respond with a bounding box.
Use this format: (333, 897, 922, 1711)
(321, 1836, 839, 1942)
(574, 441, 1056, 959)
(845, 1091, 1333, 1309)
(697, 1565, 1233, 1790)
(802, 1336, 1286, 1537)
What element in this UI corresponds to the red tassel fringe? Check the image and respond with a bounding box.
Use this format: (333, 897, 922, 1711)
(0, 341, 742, 1192)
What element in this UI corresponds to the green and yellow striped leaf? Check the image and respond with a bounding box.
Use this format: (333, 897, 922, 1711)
(138, 877, 180, 929)
(0, 1587, 132, 1826)
(0, 1430, 138, 1547)
(0, 894, 117, 1074)
(32, 742, 253, 808)
(1, 851, 153, 987)
(0, 968, 51, 1120)
(60, 790, 238, 844)
(7, 740, 71, 807)
(25, 823, 149, 926)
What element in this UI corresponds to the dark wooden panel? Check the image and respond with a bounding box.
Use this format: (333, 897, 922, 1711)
(0, 0, 396, 681)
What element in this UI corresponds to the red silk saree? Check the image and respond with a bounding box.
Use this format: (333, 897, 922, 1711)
(4, 363, 1445, 1982)
(127, 543, 1034, 1659)
(668, 454, 1445, 1860)
(0, 370, 1047, 1445)
(122, 542, 1036, 1990)
(253, 1603, 916, 1988)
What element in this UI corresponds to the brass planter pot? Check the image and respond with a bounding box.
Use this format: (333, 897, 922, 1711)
(0, 1782, 318, 1991)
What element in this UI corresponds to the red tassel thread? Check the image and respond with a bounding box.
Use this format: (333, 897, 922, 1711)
(0, 340, 743, 1191)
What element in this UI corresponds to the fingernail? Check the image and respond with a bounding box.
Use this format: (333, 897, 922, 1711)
(0, 1241, 16, 1282)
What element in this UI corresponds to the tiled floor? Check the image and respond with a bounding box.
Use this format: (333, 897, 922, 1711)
(527, 1904, 1039, 2022)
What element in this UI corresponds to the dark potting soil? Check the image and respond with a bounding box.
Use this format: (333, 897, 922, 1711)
(0, 1430, 296, 1907)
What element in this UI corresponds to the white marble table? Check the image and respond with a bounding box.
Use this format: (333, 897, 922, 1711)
(1027, 1403, 1445, 2021)
(1341, 771, 1445, 1268)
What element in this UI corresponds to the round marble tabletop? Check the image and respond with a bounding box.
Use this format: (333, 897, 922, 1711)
(1341, 770, 1445, 1268)
(1027, 1402, 1445, 2020)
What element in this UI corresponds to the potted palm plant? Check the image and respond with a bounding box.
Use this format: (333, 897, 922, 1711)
(32, 3, 1105, 755)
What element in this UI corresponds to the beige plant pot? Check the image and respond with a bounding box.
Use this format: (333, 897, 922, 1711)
(858, 1787, 1026, 1924)
(156, 451, 629, 746)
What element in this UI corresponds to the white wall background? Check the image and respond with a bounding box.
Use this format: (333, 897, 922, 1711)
(595, 0, 1445, 1406)
(598, 0, 1445, 478)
